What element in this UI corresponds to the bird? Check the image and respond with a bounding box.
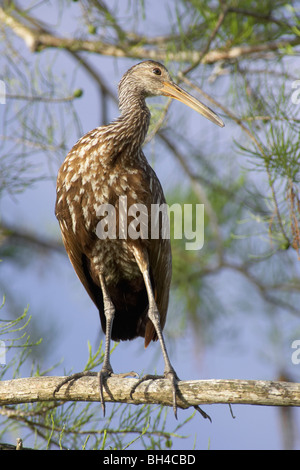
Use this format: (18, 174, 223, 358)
(54, 60, 224, 418)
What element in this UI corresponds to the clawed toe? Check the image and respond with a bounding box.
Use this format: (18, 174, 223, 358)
(99, 369, 139, 415)
(129, 370, 211, 421)
(194, 405, 212, 422)
(129, 369, 179, 418)
(53, 371, 98, 396)
(112, 371, 139, 379)
(54, 368, 139, 417)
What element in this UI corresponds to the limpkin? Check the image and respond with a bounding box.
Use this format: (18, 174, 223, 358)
(55, 60, 224, 417)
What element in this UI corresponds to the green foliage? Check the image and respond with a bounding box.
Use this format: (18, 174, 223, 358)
(0, 299, 42, 380)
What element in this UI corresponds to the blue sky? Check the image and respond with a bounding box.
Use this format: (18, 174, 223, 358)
(1, 0, 300, 450)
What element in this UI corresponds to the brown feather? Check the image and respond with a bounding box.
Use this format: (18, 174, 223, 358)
(55, 60, 224, 419)
(55, 64, 172, 343)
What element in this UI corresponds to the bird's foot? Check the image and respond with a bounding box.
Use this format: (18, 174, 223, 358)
(99, 368, 139, 416)
(130, 369, 211, 421)
(53, 370, 98, 396)
(193, 405, 212, 422)
(54, 368, 138, 416)
(130, 367, 180, 418)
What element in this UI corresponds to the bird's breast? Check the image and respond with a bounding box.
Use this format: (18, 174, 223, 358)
(56, 147, 160, 285)
(89, 238, 141, 285)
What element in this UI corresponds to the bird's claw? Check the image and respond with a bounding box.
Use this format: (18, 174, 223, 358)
(53, 370, 98, 396)
(129, 370, 179, 419)
(54, 368, 139, 417)
(130, 370, 211, 421)
(99, 369, 139, 415)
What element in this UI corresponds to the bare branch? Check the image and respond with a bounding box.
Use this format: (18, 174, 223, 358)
(183, 4, 229, 75)
(1, 6, 300, 64)
(1, 376, 300, 410)
(0, 223, 65, 255)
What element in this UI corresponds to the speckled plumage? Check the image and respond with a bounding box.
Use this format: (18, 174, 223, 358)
(55, 60, 224, 417)
(56, 61, 172, 345)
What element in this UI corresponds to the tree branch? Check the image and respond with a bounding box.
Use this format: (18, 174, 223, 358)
(1, 6, 300, 64)
(1, 376, 300, 410)
(0, 222, 65, 255)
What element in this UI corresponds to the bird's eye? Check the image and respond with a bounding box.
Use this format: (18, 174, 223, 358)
(152, 68, 162, 76)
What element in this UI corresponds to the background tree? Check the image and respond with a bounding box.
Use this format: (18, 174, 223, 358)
(0, 0, 300, 450)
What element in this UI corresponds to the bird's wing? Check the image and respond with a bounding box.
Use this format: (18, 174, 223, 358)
(56, 206, 103, 308)
(55, 153, 105, 316)
(142, 165, 172, 347)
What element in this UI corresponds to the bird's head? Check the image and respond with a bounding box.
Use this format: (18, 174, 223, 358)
(118, 60, 224, 128)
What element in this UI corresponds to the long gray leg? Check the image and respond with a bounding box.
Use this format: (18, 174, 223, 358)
(128, 246, 179, 417)
(141, 268, 179, 417)
(99, 273, 115, 377)
(130, 248, 211, 420)
(141, 271, 211, 421)
(98, 274, 138, 415)
(54, 273, 137, 416)
(142, 269, 177, 377)
(98, 274, 116, 414)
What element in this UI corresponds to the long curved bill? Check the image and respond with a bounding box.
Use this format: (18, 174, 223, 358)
(161, 81, 224, 128)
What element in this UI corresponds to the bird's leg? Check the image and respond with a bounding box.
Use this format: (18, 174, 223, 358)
(53, 274, 137, 415)
(128, 246, 179, 417)
(98, 273, 115, 414)
(98, 274, 139, 415)
(98, 273, 115, 377)
(141, 268, 180, 417)
(130, 253, 211, 421)
(52, 274, 115, 411)
(53, 281, 110, 401)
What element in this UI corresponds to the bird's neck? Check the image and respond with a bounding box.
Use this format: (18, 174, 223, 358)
(113, 95, 150, 152)
(120, 95, 150, 143)
(100, 96, 151, 166)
